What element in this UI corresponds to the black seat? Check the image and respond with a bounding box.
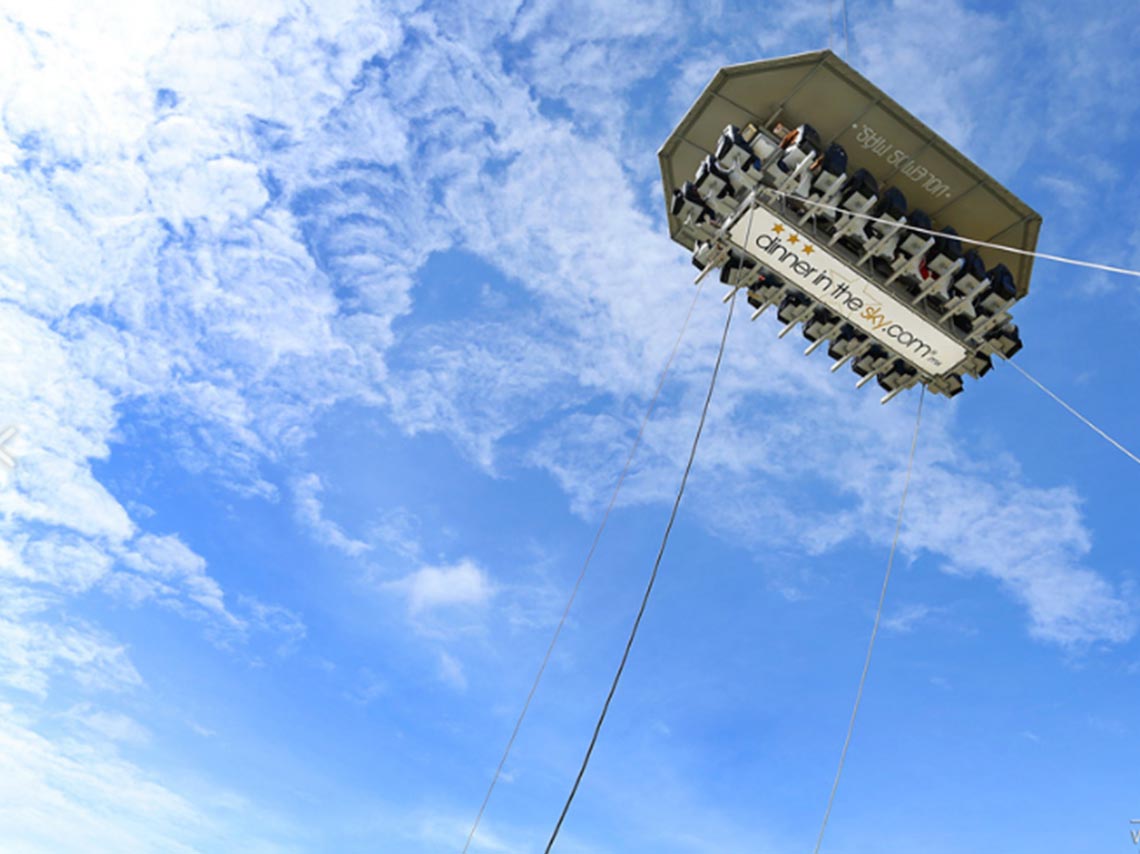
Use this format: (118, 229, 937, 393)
(949, 249, 987, 303)
(670, 181, 714, 226)
(691, 241, 712, 271)
(818, 142, 847, 178)
(921, 227, 966, 308)
(900, 208, 932, 251)
(775, 124, 822, 174)
(834, 169, 879, 249)
(802, 306, 840, 342)
(798, 124, 822, 156)
(892, 209, 934, 291)
(839, 169, 879, 207)
(872, 187, 907, 221)
(877, 359, 918, 392)
(747, 273, 786, 307)
(695, 156, 732, 198)
(776, 290, 813, 325)
(715, 125, 755, 171)
(804, 143, 848, 208)
(955, 249, 986, 284)
(719, 254, 759, 287)
(865, 188, 909, 272)
(986, 321, 1022, 358)
(950, 313, 974, 334)
(852, 344, 890, 377)
(928, 227, 963, 273)
(827, 324, 867, 361)
(960, 352, 993, 378)
(975, 263, 1017, 315)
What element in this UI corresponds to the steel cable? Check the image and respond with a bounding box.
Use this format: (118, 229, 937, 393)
(812, 385, 925, 854)
(765, 188, 1140, 281)
(543, 289, 738, 853)
(461, 281, 706, 853)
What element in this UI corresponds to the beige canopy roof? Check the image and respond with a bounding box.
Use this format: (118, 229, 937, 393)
(659, 50, 1041, 296)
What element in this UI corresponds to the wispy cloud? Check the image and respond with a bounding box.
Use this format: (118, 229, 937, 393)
(437, 650, 468, 691)
(0, 701, 297, 852)
(292, 473, 370, 556)
(882, 603, 936, 634)
(65, 704, 152, 746)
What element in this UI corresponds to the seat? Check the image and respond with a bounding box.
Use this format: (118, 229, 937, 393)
(747, 125, 780, 163)
(891, 208, 934, 291)
(985, 320, 1023, 358)
(958, 351, 993, 378)
(776, 290, 814, 332)
(936, 249, 987, 325)
(691, 241, 712, 270)
(927, 227, 963, 279)
(770, 123, 822, 185)
(811, 143, 848, 196)
(975, 263, 1018, 316)
(861, 187, 908, 266)
(694, 156, 738, 217)
(783, 124, 822, 168)
(796, 143, 849, 226)
(692, 240, 731, 273)
(714, 125, 769, 192)
(670, 181, 715, 228)
(950, 312, 974, 334)
(873, 186, 908, 222)
(917, 227, 966, 309)
(829, 169, 879, 246)
(719, 253, 761, 288)
(802, 306, 841, 343)
(851, 344, 892, 378)
(877, 359, 919, 393)
(747, 273, 788, 309)
(937, 373, 964, 397)
(897, 209, 932, 255)
(839, 169, 879, 210)
(827, 324, 869, 362)
(714, 125, 756, 172)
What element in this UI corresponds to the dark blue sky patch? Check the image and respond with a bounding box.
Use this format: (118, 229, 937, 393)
(392, 248, 515, 333)
(259, 168, 284, 203)
(247, 115, 293, 152)
(155, 88, 180, 110)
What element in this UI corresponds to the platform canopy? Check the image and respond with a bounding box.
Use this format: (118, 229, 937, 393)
(659, 50, 1041, 296)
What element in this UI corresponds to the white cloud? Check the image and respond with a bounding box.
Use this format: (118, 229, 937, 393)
(385, 559, 495, 617)
(438, 650, 468, 691)
(0, 706, 199, 853)
(0, 702, 296, 853)
(112, 533, 231, 621)
(240, 597, 307, 657)
(857, 0, 1009, 151)
(882, 603, 936, 635)
(66, 705, 152, 746)
(292, 473, 370, 556)
(0, 607, 142, 699)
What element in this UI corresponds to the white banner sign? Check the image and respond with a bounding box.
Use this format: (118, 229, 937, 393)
(728, 205, 966, 375)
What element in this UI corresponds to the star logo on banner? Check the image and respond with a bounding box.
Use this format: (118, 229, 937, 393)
(803, 244, 815, 255)
(787, 233, 799, 244)
(771, 223, 784, 234)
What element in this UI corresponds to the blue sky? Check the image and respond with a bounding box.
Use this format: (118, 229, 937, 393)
(1, 0, 1139, 851)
